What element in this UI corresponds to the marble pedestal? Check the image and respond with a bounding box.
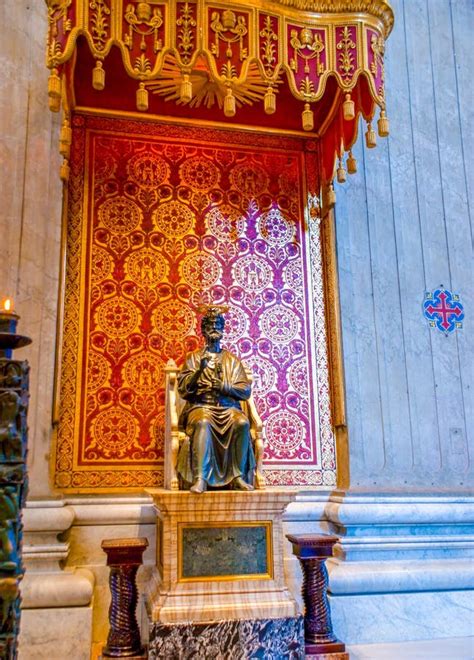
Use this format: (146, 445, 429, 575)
(145, 489, 303, 658)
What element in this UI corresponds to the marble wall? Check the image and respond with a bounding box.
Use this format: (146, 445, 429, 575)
(0, 0, 62, 498)
(334, 0, 473, 491)
(3, 0, 471, 497)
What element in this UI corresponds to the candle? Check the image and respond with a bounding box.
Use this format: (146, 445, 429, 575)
(0, 296, 31, 358)
(0, 297, 19, 334)
(2, 297, 14, 312)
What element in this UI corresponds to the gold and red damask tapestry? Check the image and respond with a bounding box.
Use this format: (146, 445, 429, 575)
(54, 113, 336, 490)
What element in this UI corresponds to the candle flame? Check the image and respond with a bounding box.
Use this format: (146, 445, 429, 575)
(2, 298, 13, 312)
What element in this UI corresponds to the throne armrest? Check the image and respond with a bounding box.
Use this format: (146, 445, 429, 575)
(165, 360, 180, 433)
(164, 359, 182, 490)
(243, 366, 263, 432)
(243, 366, 265, 489)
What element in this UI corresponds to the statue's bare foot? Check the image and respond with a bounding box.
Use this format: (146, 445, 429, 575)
(190, 478, 207, 494)
(233, 477, 254, 491)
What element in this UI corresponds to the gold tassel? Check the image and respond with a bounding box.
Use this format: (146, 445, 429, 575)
(60, 159, 70, 182)
(180, 74, 192, 103)
(264, 87, 276, 115)
(136, 83, 148, 112)
(224, 88, 236, 117)
(337, 159, 347, 184)
(378, 109, 390, 137)
(59, 119, 72, 158)
(343, 93, 355, 121)
(365, 122, 376, 148)
(302, 103, 314, 131)
(48, 68, 61, 113)
(92, 61, 105, 91)
(347, 151, 357, 174)
(324, 183, 336, 208)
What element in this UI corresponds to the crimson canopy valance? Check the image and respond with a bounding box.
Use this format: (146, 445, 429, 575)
(45, 0, 393, 186)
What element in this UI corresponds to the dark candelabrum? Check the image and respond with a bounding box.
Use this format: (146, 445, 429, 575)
(0, 305, 31, 658)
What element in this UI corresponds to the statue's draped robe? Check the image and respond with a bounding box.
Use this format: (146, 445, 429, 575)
(177, 349, 256, 487)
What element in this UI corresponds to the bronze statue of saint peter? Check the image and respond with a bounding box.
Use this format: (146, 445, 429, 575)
(177, 307, 256, 494)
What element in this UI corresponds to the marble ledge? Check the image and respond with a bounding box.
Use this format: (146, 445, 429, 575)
(24, 495, 156, 526)
(146, 488, 299, 516)
(327, 557, 474, 595)
(23, 543, 70, 572)
(330, 590, 474, 645)
(64, 495, 156, 525)
(334, 534, 474, 561)
(23, 502, 75, 533)
(147, 527, 299, 623)
(21, 568, 95, 609)
(347, 636, 474, 660)
(23, 491, 474, 530)
(325, 493, 474, 526)
(150, 588, 299, 624)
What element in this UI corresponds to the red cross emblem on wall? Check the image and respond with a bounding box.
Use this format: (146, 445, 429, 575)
(423, 287, 464, 335)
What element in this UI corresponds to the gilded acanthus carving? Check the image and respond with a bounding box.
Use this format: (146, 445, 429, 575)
(176, 2, 197, 64)
(90, 0, 111, 51)
(46, 0, 72, 65)
(336, 26, 356, 83)
(259, 16, 278, 77)
(370, 32, 385, 97)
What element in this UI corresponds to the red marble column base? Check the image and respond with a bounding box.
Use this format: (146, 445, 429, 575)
(100, 651, 148, 660)
(305, 640, 347, 655)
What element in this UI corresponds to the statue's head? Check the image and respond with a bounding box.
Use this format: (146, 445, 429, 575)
(199, 305, 228, 342)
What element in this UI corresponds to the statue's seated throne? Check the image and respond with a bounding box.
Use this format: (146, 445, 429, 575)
(163, 359, 266, 491)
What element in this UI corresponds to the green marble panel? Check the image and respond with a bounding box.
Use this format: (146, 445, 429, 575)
(180, 523, 271, 580)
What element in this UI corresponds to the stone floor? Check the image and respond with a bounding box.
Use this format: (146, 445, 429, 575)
(347, 637, 474, 660)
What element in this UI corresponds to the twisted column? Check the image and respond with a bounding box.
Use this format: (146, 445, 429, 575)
(287, 534, 348, 658)
(101, 538, 148, 658)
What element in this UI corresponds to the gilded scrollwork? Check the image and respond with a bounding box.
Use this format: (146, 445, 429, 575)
(336, 26, 356, 83)
(290, 28, 325, 76)
(273, 0, 393, 37)
(124, 1, 164, 53)
(176, 2, 197, 64)
(370, 32, 385, 97)
(259, 16, 278, 76)
(46, 0, 72, 65)
(89, 0, 111, 51)
(210, 9, 248, 62)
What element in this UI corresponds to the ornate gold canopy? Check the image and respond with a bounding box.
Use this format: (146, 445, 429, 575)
(45, 0, 393, 185)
